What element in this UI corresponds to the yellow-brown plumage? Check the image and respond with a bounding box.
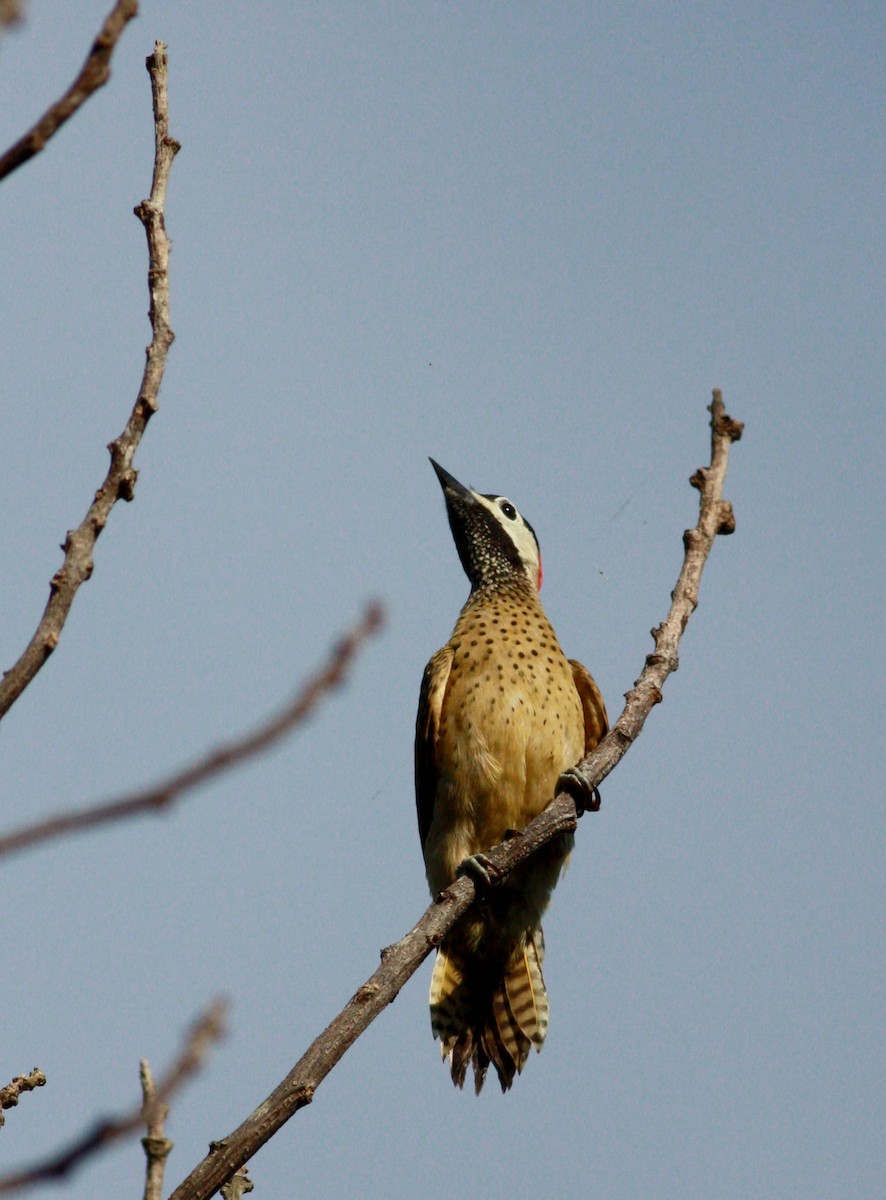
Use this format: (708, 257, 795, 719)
(415, 461, 607, 1092)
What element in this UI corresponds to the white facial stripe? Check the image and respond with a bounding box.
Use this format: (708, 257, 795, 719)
(471, 490, 540, 588)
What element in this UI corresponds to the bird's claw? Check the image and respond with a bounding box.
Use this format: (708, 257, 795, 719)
(557, 766, 601, 816)
(457, 852, 500, 888)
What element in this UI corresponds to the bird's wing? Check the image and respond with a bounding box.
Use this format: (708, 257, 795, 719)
(415, 645, 454, 849)
(568, 659, 609, 755)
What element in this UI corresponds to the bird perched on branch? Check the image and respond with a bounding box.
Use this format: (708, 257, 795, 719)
(415, 460, 607, 1092)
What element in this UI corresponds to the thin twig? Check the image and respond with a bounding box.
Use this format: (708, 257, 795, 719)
(220, 1167, 254, 1200)
(0, 0, 139, 184)
(0, 38, 177, 723)
(0, 1071, 46, 1130)
(0, 1000, 226, 1194)
(0, 602, 384, 859)
(140, 1061, 172, 1200)
(168, 392, 744, 1200)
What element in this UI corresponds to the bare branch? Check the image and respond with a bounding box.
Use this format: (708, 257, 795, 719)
(0, 1071, 46, 1130)
(168, 392, 744, 1200)
(0, 1001, 226, 1195)
(140, 1061, 172, 1200)
(0, 38, 178, 723)
(0, 0, 138, 184)
(557, 387, 744, 795)
(0, 602, 384, 860)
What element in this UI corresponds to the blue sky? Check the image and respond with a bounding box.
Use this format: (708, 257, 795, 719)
(1, 4, 883, 1198)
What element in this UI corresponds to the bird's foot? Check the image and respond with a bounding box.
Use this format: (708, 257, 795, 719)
(457, 852, 500, 888)
(557, 766, 601, 816)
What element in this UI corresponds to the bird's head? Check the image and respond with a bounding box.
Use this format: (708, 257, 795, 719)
(429, 459, 542, 593)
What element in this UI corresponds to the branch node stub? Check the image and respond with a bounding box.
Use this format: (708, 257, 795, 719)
(146, 42, 168, 72)
(718, 413, 745, 442)
(142, 1134, 173, 1160)
(611, 725, 633, 751)
(292, 1084, 315, 1108)
(117, 468, 138, 502)
(717, 501, 736, 535)
(689, 467, 707, 491)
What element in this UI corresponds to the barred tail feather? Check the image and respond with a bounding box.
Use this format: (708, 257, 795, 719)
(429, 943, 466, 1053)
(429, 929, 549, 1094)
(505, 932, 548, 1052)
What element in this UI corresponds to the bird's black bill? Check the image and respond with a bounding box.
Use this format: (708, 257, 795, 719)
(429, 458, 473, 501)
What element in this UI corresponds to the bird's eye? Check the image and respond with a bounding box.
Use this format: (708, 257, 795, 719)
(499, 500, 517, 520)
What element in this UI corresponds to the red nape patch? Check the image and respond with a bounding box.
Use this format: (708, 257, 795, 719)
(537, 555, 543, 590)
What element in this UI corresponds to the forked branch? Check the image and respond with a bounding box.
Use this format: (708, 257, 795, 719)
(168, 392, 744, 1200)
(0, 1001, 226, 1194)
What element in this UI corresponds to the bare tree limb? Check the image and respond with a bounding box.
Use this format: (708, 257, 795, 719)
(0, 38, 177, 723)
(0, 602, 384, 860)
(0, 1071, 46, 1130)
(140, 1061, 172, 1200)
(0, 1000, 226, 1195)
(0, 0, 138, 184)
(556, 387, 743, 795)
(168, 392, 744, 1200)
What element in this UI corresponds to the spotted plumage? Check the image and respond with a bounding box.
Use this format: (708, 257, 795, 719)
(415, 460, 607, 1092)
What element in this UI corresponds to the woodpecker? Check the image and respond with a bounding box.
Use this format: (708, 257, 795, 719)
(415, 460, 608, 1093)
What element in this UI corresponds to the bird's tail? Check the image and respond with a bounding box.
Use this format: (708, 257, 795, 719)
(429, 929, 548, 1093)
